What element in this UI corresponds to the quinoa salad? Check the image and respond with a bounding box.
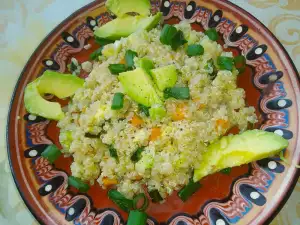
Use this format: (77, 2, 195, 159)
(57, 22, 257, 200)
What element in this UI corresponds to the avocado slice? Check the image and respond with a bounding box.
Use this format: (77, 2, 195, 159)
(37, 70, 84, 98)
(149, 104, 167, 120)
(135, 57, 154, 74)
(24, 70, 84, 120)
(106, 0, 151, 17)
(150, 65, 178, 91)
(119, 68, 162, 107)
(94, 12, 162, 40)
(193, 129, 289, 182)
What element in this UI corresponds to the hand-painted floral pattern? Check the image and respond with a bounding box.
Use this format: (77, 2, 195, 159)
(0, 0, 299, 225)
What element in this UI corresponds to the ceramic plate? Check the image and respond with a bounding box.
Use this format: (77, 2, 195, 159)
(7, 0, 300, 224)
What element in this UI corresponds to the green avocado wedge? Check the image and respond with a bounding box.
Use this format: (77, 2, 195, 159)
(193, 129, 289, 182)
(106, 0, 151, 17)
(94, 13, 162, 41)
(150, 65, 178, 91)
(119, 68, 162, 107)
(24, 70, 84, 121)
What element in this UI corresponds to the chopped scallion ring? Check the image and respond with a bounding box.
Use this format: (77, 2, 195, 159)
(111, 93, 124, 110)
(133, 193, 149, 212)
(125, 50, 138, 70)
(187, 44, 204, 57)
(204, 28, 219, 41)
(220, 167, 232, 175)
(108, 64, 128, 75)
(127, 210, 148, 225)
(178, 179, 201, 202)
(108, 189, 133, 212)
(217, 56, 234, 71)
(41, 144, 62, 163)
(234, 55, 246, 74)
(149, 189, 163, 203)
(164, 87, 190, 100)
(90, 46, 104, 60)
(68, 176, 90, 192)
(131, 147, 145, 162)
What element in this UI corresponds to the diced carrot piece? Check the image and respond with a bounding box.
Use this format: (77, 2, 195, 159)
(192, 97, 200, 102)
(149, 127, 161, 141)
(120, 58, 126, 64)
(102, 177, 118, 187)
(215, 119, 229, 131)
(131, 114, 143, 127)
(133, 175, 143, 181)
(172, 103, 186, 121)
(199, 103, 206, 109)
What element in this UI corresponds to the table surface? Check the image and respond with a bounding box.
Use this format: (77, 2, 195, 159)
(0, 0, 299, 224)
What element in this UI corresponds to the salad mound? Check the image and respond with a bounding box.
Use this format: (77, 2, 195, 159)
(58, 22, 259, 199)
(23, 0, 288, 221)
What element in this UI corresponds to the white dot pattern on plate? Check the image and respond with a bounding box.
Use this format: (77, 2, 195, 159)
(46, 60, 53, 66)
(90, 20, 96, 26)
(236, 26, 243, 34)
(28, 114, 37, 121)
(268, 161, 277, 170)
(250, 191, 260, 200)
(255, 48, 263, 55)
(274, 129, 284, 136)
(67, 36, 74, 42)
(68, 208, 75, 216)
(45, 185, 52, 192)
(216, 219, 226, 225)
(278, 99, 287, 107)
(269, 74, 277, 82)
(187, 5, 193, 11)
(29, 150, 38, 157)
(214, 15, 220, 21)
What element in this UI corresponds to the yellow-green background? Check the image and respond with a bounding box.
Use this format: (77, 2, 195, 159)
(0, 0, 299, 224)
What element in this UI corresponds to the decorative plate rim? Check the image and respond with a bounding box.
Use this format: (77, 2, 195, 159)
(6, 0, 300, 225)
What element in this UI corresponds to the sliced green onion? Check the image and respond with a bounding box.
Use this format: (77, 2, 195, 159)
(149, 189, 163, 203)
(85, 133, 100, 138)
(204, 28, 219, 41)
(68, 61, 78, 73)
(90, 46, 104, 60)
(131, 147, 145, 162)
(205, 59, 218, 80)
(67, 58, 81, 75)
(178, 179, 201, 202)
(217, 56, 234, 71)
(127, 210, 148, 225)
(125, 50, 138, 70)
(68, 176, 90, 192)
(133, 193, 149, 212)
(170, 30, 187, 50)
(138, 104, 150, 117)
(187, 44, 204, 56)
(160, 24, 178, 45)
(111, 92, 124, 110)
(279, 151, 300, 168)
(108, 64, 128, 75)
(220, 167, 232, 175)
(95, 37, 114, 46)
(234, 55, 246, 74)
(109, 145, 119, 162)
(41, 144, 62, 163)
(164, 87, 190, 100)
(108, 189, 133, 212)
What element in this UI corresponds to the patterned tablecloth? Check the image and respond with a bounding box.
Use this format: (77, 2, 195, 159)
(0, 0, 299, 224)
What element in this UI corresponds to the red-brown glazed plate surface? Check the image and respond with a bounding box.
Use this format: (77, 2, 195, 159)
(7, 0, 300, 225)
